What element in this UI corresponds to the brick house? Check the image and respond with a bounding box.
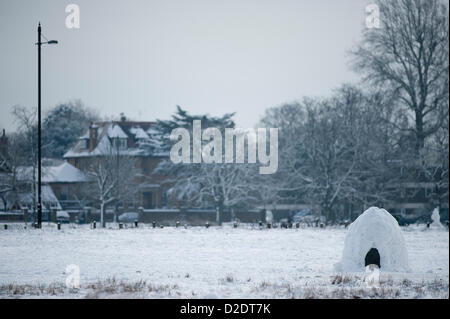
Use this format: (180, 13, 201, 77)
(63, 119, 169, 210)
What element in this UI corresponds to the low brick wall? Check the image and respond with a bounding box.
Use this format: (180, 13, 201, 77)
(0, 213, 24, 222)
(0, 209, 264, 225)
(0, 211, 57, 223)
(138, 209, 263, 225)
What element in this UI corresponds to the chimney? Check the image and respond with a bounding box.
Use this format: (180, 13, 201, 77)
(89, 123, 98, 152)
(0, 129, 8, 158)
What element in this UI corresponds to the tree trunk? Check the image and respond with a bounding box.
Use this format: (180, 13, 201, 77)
(324, 205, 336, 224)
(101, 202, 105, 228)
(415, 110, 425, 151)
(114, 207, 119, 224)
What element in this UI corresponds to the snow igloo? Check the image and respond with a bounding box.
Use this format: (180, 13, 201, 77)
(335, 207, 409, 272)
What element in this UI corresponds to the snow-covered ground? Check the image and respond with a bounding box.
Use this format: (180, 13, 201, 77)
(0, 223, 448, 298)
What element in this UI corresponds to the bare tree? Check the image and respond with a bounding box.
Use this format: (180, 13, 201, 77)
(162, 161, 257, 224)
(83, 148, 141, 228)
(10, 106, 40, 219)
(352, 0, 449, 151)
(259, 86, 405, 222)
(298, 97, 364, 221)
(0, 134, 26, 211)
(259, 101, 310, 205)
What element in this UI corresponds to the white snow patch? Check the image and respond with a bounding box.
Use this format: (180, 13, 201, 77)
(17, 185, 61, 210)
(43, 162, 87, 183)
(107, 124, 127, 139)
(0, 223, 447, 298)
(130, 127, 150, 140)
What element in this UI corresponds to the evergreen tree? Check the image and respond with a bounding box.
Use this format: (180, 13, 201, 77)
(43, 100, 100, 159)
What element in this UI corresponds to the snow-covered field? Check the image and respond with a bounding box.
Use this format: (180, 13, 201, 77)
(0, 223, 448, 298)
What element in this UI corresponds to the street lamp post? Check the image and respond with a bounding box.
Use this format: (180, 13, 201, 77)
(36, 23, 57, 228)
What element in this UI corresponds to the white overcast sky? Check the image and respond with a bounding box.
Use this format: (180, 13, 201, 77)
(0, 0, 372, 132)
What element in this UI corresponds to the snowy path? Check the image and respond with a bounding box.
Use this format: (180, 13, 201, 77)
(0, 224, 448, 298)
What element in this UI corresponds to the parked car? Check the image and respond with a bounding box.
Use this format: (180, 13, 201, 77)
(118, 212, 140, 223)
(279, 218, 289, 228)
(56, 211, 71, 224)
(292, 209, 315, 224)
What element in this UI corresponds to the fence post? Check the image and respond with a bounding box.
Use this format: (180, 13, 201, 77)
(85, 207, 91, 224)
(23, 208, 28, 225)
(138, 206, 144, 224)
(51, 208, 57, 223)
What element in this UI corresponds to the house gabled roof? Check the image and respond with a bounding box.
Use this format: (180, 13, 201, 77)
(79, 129, 90, 140)
(18, 185, 62, 210)
(43, 162, 87, 183)
(16, 162, 87, 183)
(63, 121, 168, 159)
(130, 127, 150, 140)
(108, 123, 128, 139)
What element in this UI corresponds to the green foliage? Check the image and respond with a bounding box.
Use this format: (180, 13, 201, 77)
(42, 100, 99, 159)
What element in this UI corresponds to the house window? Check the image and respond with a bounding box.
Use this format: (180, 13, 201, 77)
(113, 138, 127, 150)
(60, 185, 69, 201)
(143, 192, 153, 209)
(162, 191, 168, 207)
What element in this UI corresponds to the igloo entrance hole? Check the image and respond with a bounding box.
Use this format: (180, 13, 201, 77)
(365, 248, 380, 268)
